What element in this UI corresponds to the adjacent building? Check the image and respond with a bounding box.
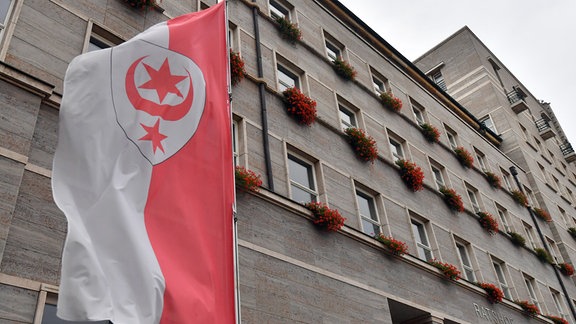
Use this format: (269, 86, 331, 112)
(0, 0, 575, 322)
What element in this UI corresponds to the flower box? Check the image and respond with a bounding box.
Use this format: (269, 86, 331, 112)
(230, 50, 245, 86)
(395, 159, 424, 192)
(123, 0, 159, 9)
(477, 282, 504, 304)
(235, 166, 262, 192)
(484, 171, 501, 189)
(454, 146, 474, 168)
(379, 91, 402, 112)
(282, 87, 317, 126)
(508, 231, 526, 247)
(276, 17, 301, 44)
(534, 248, 553, 264)
(439, 187, 464, 212)
(511, 190, 528, 207)
(420, 123, 440, 143)
(515, 300, 539, 317)
(304, 201, 345, 232)
(533, 207, 551, 222)
(375, 234, 408, 256)
(428, 259, 461, 280)
(477, 212, 499, 235)
(332, 57, 356, 81)
(559, 263, 574, 276)
(545, 315, 569, 324)
(344, 127, 378, 163)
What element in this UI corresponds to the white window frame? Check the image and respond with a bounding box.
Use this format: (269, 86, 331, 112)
(445, 126, 458, 150)
(325, 39, 341, 62)
(372, 76, 385, 95)
(500, 168, 513, 191)
(524, 276, 540, 310)
(287, 153, 317, 204)
(474, 148, 487, 171)
(356, 190, 381, 236)
(496, 205, 511, 233)
(411, 219, 433, 261)
(388, 134, 405, 162)
(547, 237, 563, 264)
(429, 69, 447, 91)
(269, 0, 290, 20)
(456, 241, 476, 282)
(0, 0, 14, 40)
(466, 186, 481, 213)
(412, 104, 425, 125)
(493, 260, 512, 299)
(551, 290, 568, 320)
(338, 104, 356, 131)
(232, 120, 239, 166)
(277, 63, 299, 92)
(524, 222, 538, 249)
(480, 114, 497, 134)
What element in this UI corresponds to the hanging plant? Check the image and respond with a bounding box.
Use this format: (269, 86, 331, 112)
(508, 231, 526, 247)
(484, 171, 501, 189)
(375, 234, 408, 256)
(332, 57, 357, 81)
(544, 315, 569, 324)
(344, 127, 378, 163)
(454, 146, 474, 168)
(420, 123, 440, 143)
(276, 17, 302, 44)
(235, 166, 263, 192)
(515, 300, 539, 317)
(477, 282, 504, 304)
(534, 248, 553, 264)
(304, 201, 345, 232)
(439, 187, 464, 212)
(559, 263, 575, 276)
(533, 207, 551, 222)
(282, 87, 317, 126)
(380, 91, 402, 112)
(428, 259, 461, 280)
(511, 189, 528, 207)
(395, 159, 424, 192)
(230, 50, 246, 86)
(478, 212, 499, 235)
(123, 0, 160, 9)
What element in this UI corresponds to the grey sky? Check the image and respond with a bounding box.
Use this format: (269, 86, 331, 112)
(338, 0, 576, 146)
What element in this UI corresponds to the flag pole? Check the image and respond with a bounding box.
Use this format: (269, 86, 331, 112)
(221, 0, 241, 323)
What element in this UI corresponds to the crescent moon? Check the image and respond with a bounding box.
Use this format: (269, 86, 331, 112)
(125, 56, 194, 121)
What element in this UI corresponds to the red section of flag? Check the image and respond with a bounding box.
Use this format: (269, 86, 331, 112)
(144, 3, 235, 323)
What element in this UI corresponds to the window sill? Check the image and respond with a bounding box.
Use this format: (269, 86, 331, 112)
(545, 183, 558, 193)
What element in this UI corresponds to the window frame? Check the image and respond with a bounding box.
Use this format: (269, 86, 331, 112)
(551, 289, 568, 320)
(232, 119, 239, 166)
(84, 22, 123, 53)
(430, 164, 445, 190)
(445, 125, 458, 150)
(466, 185, 481, 213)
(287, 153, 318, 204)
(411, 218, 433, 261)
(456, 241, 476, 282)
(0, 0, 14, 36)
(370, 68, 389, 95)
(388, 132, 405, 162)
(412, 102, 426, 125)
(524, 275, 541, 310)
(474, 148, 487, 171)
(269, 0, 290, 20)
(493, 260, 512, 300)
(338, 104, 357, 131)
(496, 205, 511, 233)
(500, 168, 513, 191)
(429, 69, 447, 91)
(276, 63, 300, 92)
(479, 114, 497, 134)
(356, 189, 381, 236)
(523, 222, 538, 249)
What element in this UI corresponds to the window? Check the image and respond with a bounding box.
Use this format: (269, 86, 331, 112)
(500, 168, 513, 191)
(466, 186, 481, 213)
(474, 148, 487, 171)
(445, 126, 458, 149)
(493, 260, 511, 299)
(566, 187, 573, 203)
(456, 241, 475, 281)
(524, 186, 537, 207)
(523, 222, 538, 249)
(558, 206, 570, 227)
(288, 154, 317, 203)
(371, 69, 389, 95)
(357, 190, 381, 236)
(538, 163, 549, 182)
(0, 0, 14, 41)
(412, 102, 426, 125)
(85, 23, 123, 52)
(389, 137, 404, 162)
(269, 0, 289, 20)
(430, 162, 445, 190)
(524, 276, 540, 310)
(547, 237, 563, 263)
(339, 104, 356, 130)
(277, 64, 299, 92)
(534, 137, 543, 153)
(429, 70, 447, 91)
(325, 40, 341, 62)
(552, 175, 561, 192)
(479, 115, 497, 134)
(232, 120, 239, 165)
(496, 205, 511, 233)
(520, 124, 529, 141)
(36, 291, 108, 324)
(411, 219, 433, 261)
(551, 290, 568, 320)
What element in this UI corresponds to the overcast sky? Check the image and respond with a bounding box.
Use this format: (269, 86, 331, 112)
(338, 0, 576, 147)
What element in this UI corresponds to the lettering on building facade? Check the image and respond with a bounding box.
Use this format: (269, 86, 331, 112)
(473, 303, 514, 324)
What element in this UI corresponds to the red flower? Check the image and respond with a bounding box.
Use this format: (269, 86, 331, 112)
(511, 189, 528, 207)
(484, 171, 501, 189)
(344, 127, 378, 163)
(454, 146, 474, 168)
(235, 166, 262, 192)
(305, 202, 346, 232)
(428, 259, 461, 280)
(282, 87, 317, 126)
(395, 159, 424, 192)
(276, 17, 302, 44)
(375, 234, 408, 256)
(477, 282, 504, 304)
(420, 123, 440, 143)
(477, 212, 499, 235)
(545, 315, 569, 324)
(559, 263, 574, 276)
(533, 207, 551, 222)
(516, 300, 540, 317)
(230, 50, 245, 86)
(332, 57, 357, 81)
(380, 91, 402, 112)
(439, 187, 464, 212)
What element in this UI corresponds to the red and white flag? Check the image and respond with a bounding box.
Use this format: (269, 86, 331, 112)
(52, 3, 235, 323)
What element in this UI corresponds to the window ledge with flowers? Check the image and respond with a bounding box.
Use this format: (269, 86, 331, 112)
(484, 171, 501, 189)
(395, 159, 424, 192)
(304, 201, 345, 232)
(276, 17, 302, 44)
(515, 300, 540, 317)
(380, 91, 402, 112)
(476, 282, 504, 304)
(374, 234, 408, 256)
(419, 123, 440, 143)
(559, 262, 574, 276)
(534, 248, 553, 264)
(454, 146, 474, 169)
(533, 207, 551, 222)
(230, 50, 245, 86)
(332, 57, 356, 81)
(428, 259, 461, 280)
(511, 189, 528, 207)
(544, 315, 569, 324)
(508, 231, 526, 247)
(122, 0, 164, 11)
(235, 166, 263, 193)
(477, 212, 499, 235)
(282, 87, 317, 126)
(344, 127, 378, 163)
(439, 187, 465, 212)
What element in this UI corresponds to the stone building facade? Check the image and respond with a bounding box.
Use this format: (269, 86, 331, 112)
(0, 0, 575, 323)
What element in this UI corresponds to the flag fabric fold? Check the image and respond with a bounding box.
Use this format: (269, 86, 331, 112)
(52, 3, 235, 323)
